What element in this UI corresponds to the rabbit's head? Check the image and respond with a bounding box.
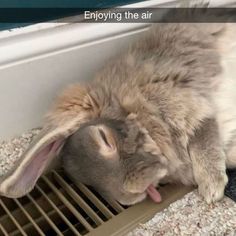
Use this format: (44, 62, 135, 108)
(61, 116, 169, 205)
(0, 83, 172, 204)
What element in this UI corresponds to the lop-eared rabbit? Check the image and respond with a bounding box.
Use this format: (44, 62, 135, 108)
(1, 10, 236, 205)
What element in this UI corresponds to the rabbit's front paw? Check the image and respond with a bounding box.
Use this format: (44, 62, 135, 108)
(198, 171, 228, 204)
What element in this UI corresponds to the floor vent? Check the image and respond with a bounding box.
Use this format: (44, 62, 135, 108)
(0, 170, 191, 236)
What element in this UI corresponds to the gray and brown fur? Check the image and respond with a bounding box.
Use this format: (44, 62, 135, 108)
(58, 23, 236, 204)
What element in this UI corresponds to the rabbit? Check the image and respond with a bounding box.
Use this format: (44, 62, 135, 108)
(1, 9, 236, 205)
(59, 21, 236, 205)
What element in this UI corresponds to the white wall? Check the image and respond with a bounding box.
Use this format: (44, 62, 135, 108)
(0, 24, 151, 140)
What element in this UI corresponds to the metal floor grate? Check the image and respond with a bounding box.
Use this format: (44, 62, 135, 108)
(0, 170, 192, 236)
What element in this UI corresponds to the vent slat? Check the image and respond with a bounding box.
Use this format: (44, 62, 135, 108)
(27, 194, 63, 236)
(74, 182, 114, 219)
(13, 199, 45, 236)
(10, 204, 70, 236)
(35, 184, 80, 235)
(0, 173, 191, 236)
(105, 199, 125, 213)
(42, 176, 93, 232)
(53, 171, 104, 226)
(0, 200, 27, 236)
(0, 223, 8, 236)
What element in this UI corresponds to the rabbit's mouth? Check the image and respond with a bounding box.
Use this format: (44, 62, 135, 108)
(117, 185, 162, 205)
(146, 184, 162, 203)
(144, 168, 170, 203)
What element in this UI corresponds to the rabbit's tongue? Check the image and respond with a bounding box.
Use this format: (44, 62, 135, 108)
(146, 184, 162, 203)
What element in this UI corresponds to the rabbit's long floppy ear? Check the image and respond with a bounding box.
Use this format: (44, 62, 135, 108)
(0, 84, 99, 198)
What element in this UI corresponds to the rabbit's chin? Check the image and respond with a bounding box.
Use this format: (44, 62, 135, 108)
(118, 192, 147, 206)
(117, 185, 162, 206)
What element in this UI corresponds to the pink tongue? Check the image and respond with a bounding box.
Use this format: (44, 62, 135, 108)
(146, 184, 162, 203)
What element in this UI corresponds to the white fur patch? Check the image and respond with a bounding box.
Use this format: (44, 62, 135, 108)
(214, 33, 236, 146)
